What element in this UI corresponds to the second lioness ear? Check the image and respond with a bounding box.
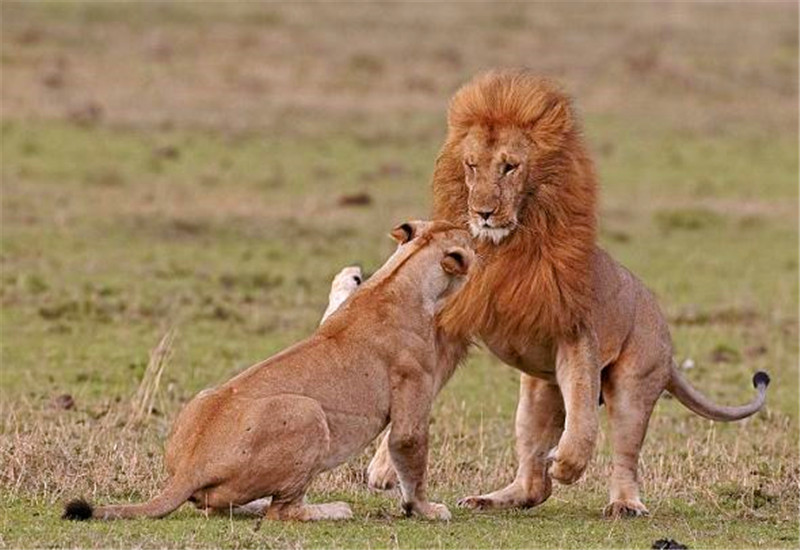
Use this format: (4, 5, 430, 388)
(389, 222, 415, 244)
(441, 247, 472, 276)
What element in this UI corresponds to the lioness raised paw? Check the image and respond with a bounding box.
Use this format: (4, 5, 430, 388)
(603, 499, 649, 519)
(321, 266, 363, 323)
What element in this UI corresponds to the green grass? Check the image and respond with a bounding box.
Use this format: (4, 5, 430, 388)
(2, 495, 797, 549)
(2, 114, 797, 549)
(1, 2, 798, 548)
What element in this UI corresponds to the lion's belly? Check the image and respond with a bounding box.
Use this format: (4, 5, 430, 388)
(481, 331, 557, 381)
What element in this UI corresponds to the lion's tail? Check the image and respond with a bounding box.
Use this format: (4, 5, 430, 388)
(666, 361, 770, 421)
(63, 475, 195, 521)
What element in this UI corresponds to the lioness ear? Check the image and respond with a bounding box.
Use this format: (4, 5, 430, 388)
(441, 247, 471, 276)
(389, 222, 415, 244)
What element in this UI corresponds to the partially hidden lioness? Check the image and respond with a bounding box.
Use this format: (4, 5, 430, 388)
(63, 220, 473, 522)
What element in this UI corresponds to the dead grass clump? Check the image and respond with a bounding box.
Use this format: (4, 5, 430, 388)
(1, 332, 180, 504)
(128, 330, 175, 427)
(0, 397, 169, 504)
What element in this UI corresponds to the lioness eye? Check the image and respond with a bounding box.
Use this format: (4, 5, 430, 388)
(503, 163, 518, 175)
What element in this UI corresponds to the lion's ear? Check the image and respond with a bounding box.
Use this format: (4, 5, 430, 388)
(441, 247, 472, 277)
(390, 222, 415, 244)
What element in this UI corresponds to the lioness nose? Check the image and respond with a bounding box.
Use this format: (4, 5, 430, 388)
(475, 208, 495, 221)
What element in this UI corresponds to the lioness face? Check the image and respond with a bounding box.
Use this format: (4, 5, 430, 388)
(389, 220, 475, 300)
(461, 126, 532, 244)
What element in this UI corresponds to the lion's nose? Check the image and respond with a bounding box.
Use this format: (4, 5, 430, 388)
(475, 208, 495, 221)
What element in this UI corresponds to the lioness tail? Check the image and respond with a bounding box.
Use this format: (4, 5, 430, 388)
(667, 362, 770, 421)
(63, 475, 194, 521)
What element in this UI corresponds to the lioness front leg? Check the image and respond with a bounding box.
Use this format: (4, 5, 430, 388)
(459, 374, 564, 510)
(548, 330, 601, 485)
(369, 333, 468, 492)
(388, 367, 450, 521)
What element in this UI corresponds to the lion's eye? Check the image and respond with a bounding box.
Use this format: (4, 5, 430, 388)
(465, 162, 477, 172)
(502, 163, 519, 175)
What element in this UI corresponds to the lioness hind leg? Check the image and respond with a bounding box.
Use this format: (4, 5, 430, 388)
(231, 498, 271, 516)
(602, 356, 669, 518)
(266, 498, 353, 521)
(459, 375, 564, 510)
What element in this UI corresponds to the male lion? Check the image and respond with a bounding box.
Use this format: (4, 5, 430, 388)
(64, 221, 473, 522)
(367, 69, 770, 517)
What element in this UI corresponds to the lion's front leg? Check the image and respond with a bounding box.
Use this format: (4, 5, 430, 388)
(458, 374, 563, 510)
(548, 329, 601, 485)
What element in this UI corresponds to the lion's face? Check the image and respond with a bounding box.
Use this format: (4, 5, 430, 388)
(461, 125, 532, 244)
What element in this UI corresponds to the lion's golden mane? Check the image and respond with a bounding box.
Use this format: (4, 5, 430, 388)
(433, 69, 598, 342)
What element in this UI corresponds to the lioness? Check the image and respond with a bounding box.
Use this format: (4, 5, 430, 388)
(64, 221, 473, 522)
(367, 69, 771, 517)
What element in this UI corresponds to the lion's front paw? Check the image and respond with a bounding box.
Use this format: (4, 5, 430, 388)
(547, 445, 589, 485)
(457, 495, 496, 510)
(603, 499, 649, 519)
(405, 501, 451, 521)
(457, 479, 551, 511)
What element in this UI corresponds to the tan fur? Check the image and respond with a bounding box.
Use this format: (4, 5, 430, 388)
(367, 69, 770, 517)
(70, 221, 474, 522)
(321, 266, 362, 323)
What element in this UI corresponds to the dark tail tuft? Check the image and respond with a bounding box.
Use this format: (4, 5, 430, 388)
(63, 498, 93, 521)
(753, 371, 771, 389)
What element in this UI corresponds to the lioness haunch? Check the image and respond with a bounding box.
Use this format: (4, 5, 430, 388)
(64, 220, 473, 522)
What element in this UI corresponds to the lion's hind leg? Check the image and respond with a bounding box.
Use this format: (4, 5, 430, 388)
(601, 351, 670, 518)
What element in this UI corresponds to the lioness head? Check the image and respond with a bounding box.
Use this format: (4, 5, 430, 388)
(433, 69, 584, 245)
(387, 220, 474, 300)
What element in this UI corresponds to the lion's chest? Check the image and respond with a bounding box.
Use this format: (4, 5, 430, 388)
(480, 329, 557, 381)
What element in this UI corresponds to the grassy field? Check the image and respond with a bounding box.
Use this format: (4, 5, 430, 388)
(1, 2, 798, 548)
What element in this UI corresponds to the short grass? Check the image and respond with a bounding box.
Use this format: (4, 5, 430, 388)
(1, 2, 798, 549)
